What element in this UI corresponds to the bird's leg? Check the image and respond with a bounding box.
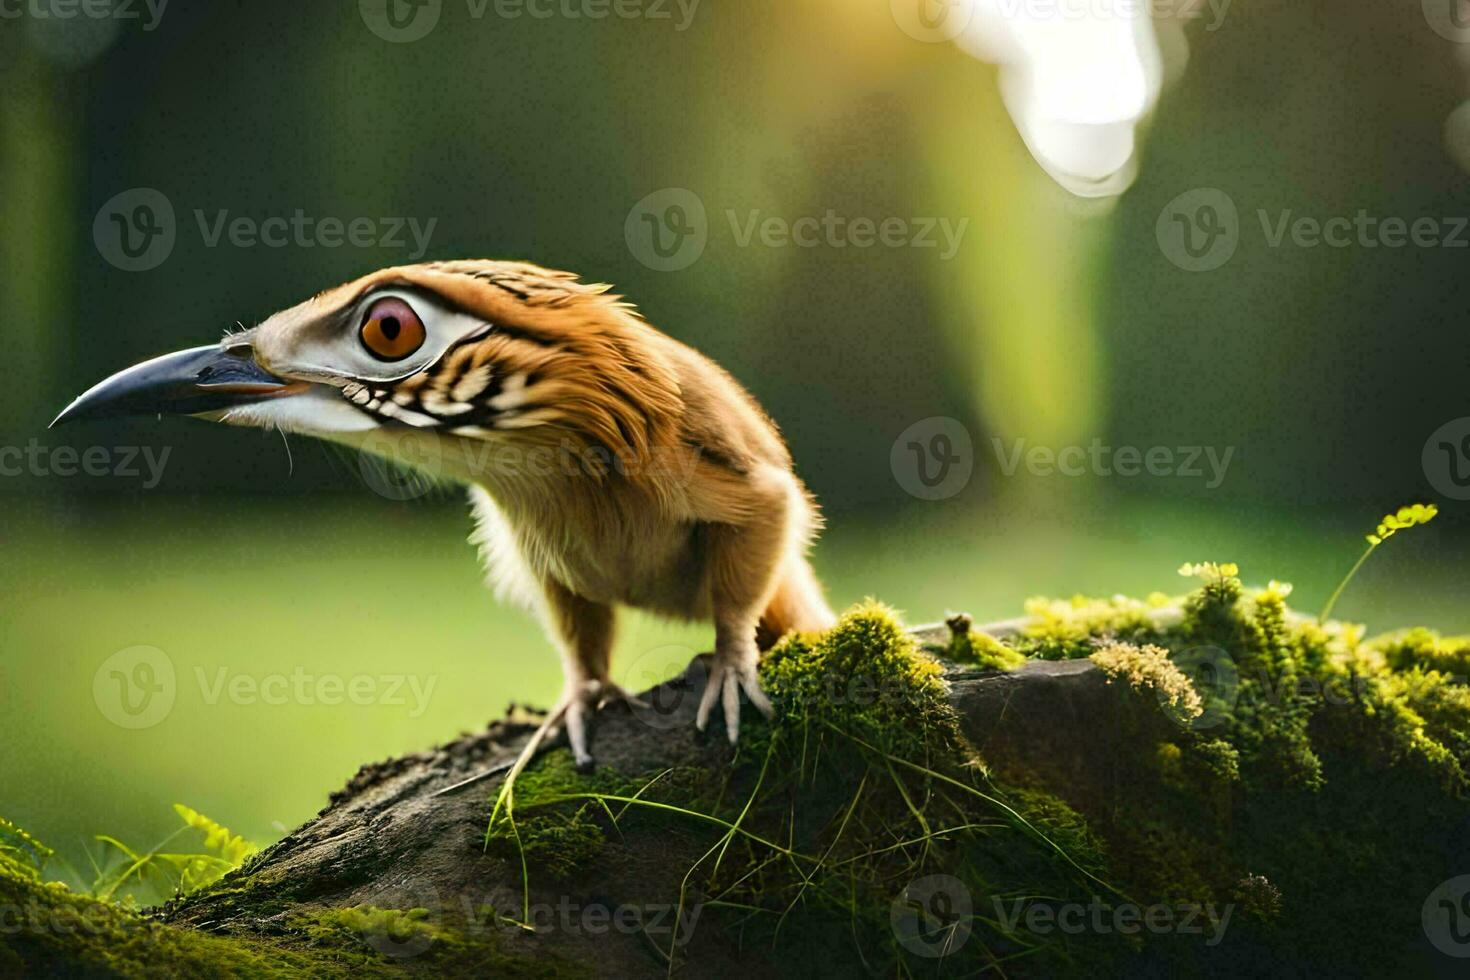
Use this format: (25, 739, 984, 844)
(695, 484, 789, 743)
(487, 589, 614, 860)
(537, 578, 618, 771)
(592, 682, 649, 711)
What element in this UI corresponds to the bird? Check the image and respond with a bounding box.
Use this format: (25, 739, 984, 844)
(53, 260, 836, 769)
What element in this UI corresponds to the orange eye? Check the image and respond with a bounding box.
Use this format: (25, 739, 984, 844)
(359, 297, 426, 361)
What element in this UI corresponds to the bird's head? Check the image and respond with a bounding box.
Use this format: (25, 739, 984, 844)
(53, 260, 683, 486)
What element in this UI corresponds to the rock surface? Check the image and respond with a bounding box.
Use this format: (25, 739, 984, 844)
(155, 626, 1131, 977)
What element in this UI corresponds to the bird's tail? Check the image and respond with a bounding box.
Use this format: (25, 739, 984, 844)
(756, 556, 836, 651)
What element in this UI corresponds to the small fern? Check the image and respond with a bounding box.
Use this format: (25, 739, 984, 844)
(0, 805, 259, 905)
(0, 815, 54, 881)
(1320, 503, 1439, 622)
(92, 803, 258, 902)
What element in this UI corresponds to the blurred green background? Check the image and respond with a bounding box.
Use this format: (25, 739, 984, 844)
(2, 0, 1468, 887)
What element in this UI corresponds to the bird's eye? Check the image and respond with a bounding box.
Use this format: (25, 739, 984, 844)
(359, 297, 426, 361)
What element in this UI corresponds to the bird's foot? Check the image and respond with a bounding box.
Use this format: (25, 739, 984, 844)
(546, 678, 644, 772)
(694, 648, 773, 744)
(594, 681, 649, 711)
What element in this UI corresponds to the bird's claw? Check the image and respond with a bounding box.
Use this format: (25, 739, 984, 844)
(695, 654, 773, 744)
(546, 679, 648, 772)
(545, 679, 599, 771)
(596, 682, 649, 711)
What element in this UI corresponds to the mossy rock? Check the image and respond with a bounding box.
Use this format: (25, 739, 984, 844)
(7, 571, 1470, 977)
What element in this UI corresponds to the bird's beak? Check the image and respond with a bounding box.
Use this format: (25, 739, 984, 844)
(50, 344, 308, 428)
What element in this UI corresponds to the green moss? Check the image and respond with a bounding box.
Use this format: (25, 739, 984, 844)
(943, 615, 1029, 671)
(1003, 563, 1470, 974)
(1231, 873, 1283, 925)
(1190, 738, 1241, 785)
(279, 897, 591, 977)
(484, 750, 630, 880)
(1001, 787, 1109, 876)
(1154, 740, 1187, 786)
(505, 583, 1470, 974)
(760, 599, 961, 756)
(0, 857, 340, 978)
(1015, 592, 1173, 660)
(302, 905, 443, 945)
(0, 821, 584, 978)
(1376, 626, 1470, 677)
(506, 601, 1126, 974)
(1091, 641, 1202, 723)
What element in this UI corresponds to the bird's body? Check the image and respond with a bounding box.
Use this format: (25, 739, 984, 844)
(56, 259, 835, 766)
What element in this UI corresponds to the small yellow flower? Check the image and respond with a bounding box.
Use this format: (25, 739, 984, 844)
(1322, 503, 1440, 621)
(1263, 580, 1294, 599)
(1367, 503, 1437, 545)
(1178, 562, 1239, 581)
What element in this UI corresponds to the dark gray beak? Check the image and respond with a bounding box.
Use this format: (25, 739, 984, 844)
(50, 345, 305, 428)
